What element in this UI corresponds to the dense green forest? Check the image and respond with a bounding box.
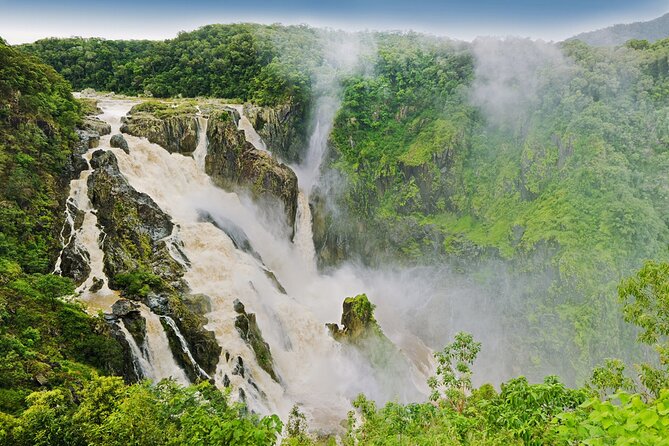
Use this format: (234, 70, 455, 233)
(20, 24, 321, 106)
(3, 23, 669, 444)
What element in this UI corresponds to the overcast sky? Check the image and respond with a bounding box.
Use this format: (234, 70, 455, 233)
(1, 0, 668, 44)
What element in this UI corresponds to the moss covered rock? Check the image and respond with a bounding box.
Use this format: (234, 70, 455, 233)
(327, 293, 380, 342)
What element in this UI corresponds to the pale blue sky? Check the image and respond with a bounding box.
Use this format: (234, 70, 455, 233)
(1, 0, 667, 43)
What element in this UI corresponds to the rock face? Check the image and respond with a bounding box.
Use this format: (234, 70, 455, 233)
(58, 200, 89, 284)
(111, 299, 146, 346)
(233, 299, 279, 382)
(206, 110, 299, 231)
(110, 133, 129, 154)
(87, 149, 221, 378)
(244, 102, 307, 163)
(120, 105, 199, 154)
(327, 294, 416, 394)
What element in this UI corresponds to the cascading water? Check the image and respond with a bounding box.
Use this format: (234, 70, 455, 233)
(56, 100, 192, 383)
(226, 104, 267, 151)
(83, 98, 432, 429)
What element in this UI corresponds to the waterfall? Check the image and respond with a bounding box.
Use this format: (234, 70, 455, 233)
(117, 318, 152, 379)
(193, 114, 208, 171)
(226, 104, 268, 152)
(293, 191, 316, 271)
(162, 315, 211, 380)
(140, 306, 190, 385)
(49, 98, 435, 431)
(116, 304, 190, 384)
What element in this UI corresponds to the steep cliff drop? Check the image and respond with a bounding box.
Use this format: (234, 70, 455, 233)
(62, 98, 432, 431)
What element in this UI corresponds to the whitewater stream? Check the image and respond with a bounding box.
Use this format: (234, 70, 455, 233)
(60, 98, 434, 429)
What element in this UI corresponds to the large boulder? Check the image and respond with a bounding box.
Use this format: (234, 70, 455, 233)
(206, 110, 298, 231)
(110, 133, 129, 153)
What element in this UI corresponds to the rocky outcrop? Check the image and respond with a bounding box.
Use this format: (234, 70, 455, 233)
(120, 105, 198, 154)
(206, 110, 299, 231)
(233, 299, 279, 382)
(326, 293, 380, 342)
(110, 133, 129, 154)
(111, 299, 146, 346)
(244, 102, 307, 163)
(88, 150, 184, 287)
(327, 294, 415, 394)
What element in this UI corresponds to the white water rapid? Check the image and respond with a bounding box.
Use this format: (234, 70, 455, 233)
(66, 98, 433, 430)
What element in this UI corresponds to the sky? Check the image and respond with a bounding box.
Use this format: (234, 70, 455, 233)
(1, 0, 668, 44)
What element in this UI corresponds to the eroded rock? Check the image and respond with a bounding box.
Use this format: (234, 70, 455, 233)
(206, 110, 298, 231)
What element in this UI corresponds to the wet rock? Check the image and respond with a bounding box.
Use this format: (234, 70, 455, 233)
(111, 299, 146, 347)
(263, 269, 287, 294)
(233, 298, 245, 314)
(82, 116, 111, 136)
(206, 110, 299, 232)
(111, 298, 140, 318)
(197, 210, 261, 261)
(110, 133, 129, 154)
(233, 300, 279, 382)
(232, 356, 245, 378)
(90, 277, 104, 293)
(76, 129, 100, 150)
(120, 105, 198, 154)
(87, 149, 184, 288)
(184, 293, 212, 315)
(58, 202, 91, 285)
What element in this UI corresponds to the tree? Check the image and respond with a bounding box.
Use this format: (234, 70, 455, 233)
(618, 260, 669, 396)
(428, 332, 481, 413)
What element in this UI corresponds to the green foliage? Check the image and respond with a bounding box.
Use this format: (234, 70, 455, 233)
(429, 332, 481, 413)
(328, 33, 669, 381)
(588, 359, 635, 398)
(281, 405, 312, 446)
(555, 390, 669, 445)
(115, 268, 164, 298)
(0, 377, 282, 446)
(20, 24, 322, 107)
(618, 260, 669, 396)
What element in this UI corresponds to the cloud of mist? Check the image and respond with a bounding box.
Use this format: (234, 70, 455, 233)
(469, 37, 574, 128)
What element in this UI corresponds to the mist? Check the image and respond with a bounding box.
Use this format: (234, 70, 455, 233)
(469, 37, 574, 129)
